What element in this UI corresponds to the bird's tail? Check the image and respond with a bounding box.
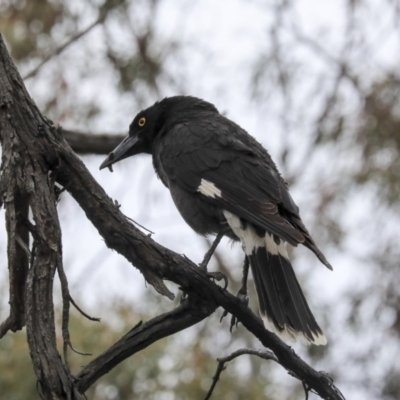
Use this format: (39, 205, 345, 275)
(222, 211, 326, 345)
(248, 233, 327, 345)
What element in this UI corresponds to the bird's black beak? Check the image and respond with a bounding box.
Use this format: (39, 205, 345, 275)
(100, 135, 140, 171)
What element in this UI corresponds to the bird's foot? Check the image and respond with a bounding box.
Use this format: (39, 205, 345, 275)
(220, 288, 249, 332)
(205, 271, 229, 290)
(236, 287, 249, 307)
(179, 291, 189, 304)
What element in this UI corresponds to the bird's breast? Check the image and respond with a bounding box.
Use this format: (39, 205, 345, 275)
(168, 183, 229, 237)
(152, 146, 170, 188)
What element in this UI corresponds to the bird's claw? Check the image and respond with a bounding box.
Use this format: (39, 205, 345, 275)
(235, 285, 250, 308)
(220, 288, 249, 331)
(220, 309, 239, 332)
(179, 291, 189, 304)
(236, 291, 249, 307)
(206, 271, 228, 290)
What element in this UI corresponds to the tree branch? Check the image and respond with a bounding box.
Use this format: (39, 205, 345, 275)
(76, 297, 216, 392)
(0, 192, 29, 337)
(205, 348, 279, 400)
(23, 13, 107, 80)
(61, 129, 125, 155)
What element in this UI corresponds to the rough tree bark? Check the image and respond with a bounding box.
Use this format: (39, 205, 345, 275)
(0, 35, 345, 400)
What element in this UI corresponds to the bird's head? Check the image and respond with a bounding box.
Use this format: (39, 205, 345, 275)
(99, 101, 163, 171)
(99, 96, 218, 171)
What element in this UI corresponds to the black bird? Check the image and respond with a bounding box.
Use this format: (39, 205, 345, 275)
(100, 96, 332, 345)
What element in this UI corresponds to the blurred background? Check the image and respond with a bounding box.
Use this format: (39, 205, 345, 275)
(1, 0, 400, 399)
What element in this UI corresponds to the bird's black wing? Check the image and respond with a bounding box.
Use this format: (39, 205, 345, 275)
(160, 121, 305, 245)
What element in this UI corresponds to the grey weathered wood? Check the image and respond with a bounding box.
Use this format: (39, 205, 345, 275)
(0, 35, 85, 399)
(62, 129, 125, 155)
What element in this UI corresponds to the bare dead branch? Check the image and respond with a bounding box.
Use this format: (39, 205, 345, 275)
(69, 295, 101, 322)
(205, 348, 279, 400)
(61, 129, 125, 155)
(76, 297, 216, 392)
(23, 12, 108, 81)
(125, 215, 155, 235)
(15, 234, 31, 257)
(292, 28, 360, 92)
(0, 167, 30, 337)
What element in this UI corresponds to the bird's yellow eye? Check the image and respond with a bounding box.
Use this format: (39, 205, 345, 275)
(138, 117, 146, 127)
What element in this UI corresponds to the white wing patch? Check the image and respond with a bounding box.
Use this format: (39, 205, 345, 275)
(265, 232, 289, 259)
(223, 211, 264, 254)
(197, 179, 222, 198)
(223, 210, 289, 258)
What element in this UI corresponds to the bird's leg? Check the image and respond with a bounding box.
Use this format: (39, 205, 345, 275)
(220, 256, 250, 331)
(199, 230, 225, 270)
(237, 256, 250, 305)
(199, 229, 228, 289)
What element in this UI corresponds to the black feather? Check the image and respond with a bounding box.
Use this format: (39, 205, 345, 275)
(251, 244, 325, 343)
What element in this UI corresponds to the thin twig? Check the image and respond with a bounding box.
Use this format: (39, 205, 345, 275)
(69, 295, 101, 322)
(204, 348, 279, 400)
(15, 234, 31, 258)
(67, 342, 92, 357)
(303, 381, 310, 400)
(59, 265, 92, 361)
(291, 26, 360, 91)
(19, 217, 40, 241)
(126, 215, 155, 235)
(58, 251, 72, 368)
(0, 317, 17, 338)
(23, 13, 107, 80)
